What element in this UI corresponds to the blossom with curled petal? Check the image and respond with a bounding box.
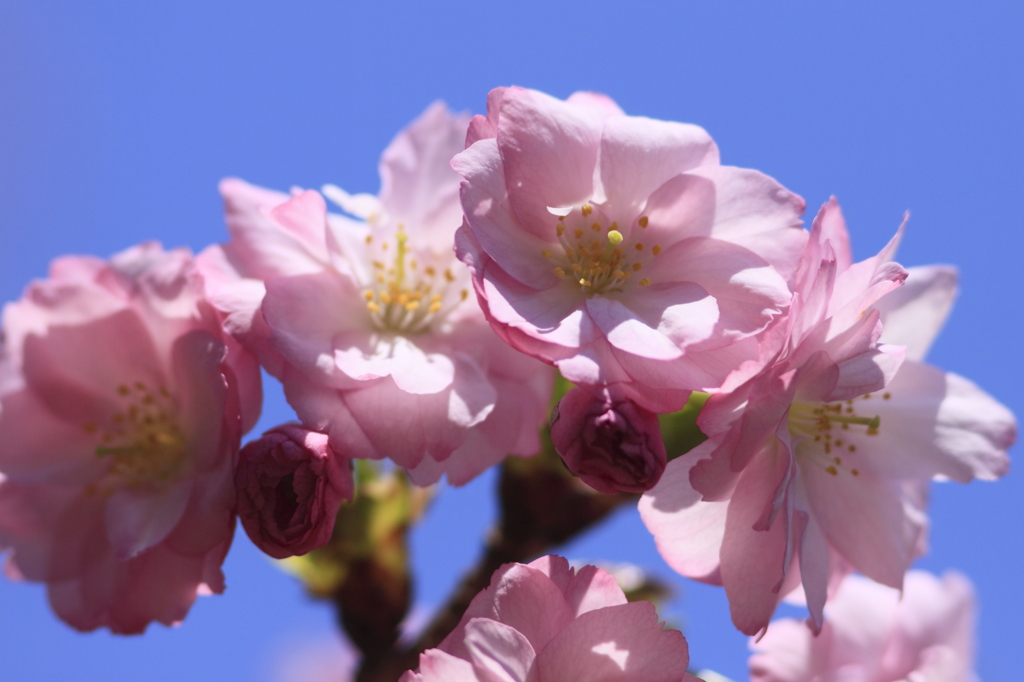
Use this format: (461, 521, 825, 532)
(453, 86, 807, 412)
(0, 244, 261, 633)
(640, 199, 1014, 636)
(400, 555, 700, 682)
(750, 571, 978, 682)
(198, 103, 552, 485)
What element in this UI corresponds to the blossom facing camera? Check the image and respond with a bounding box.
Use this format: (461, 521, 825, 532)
(551, 386, 667, 494)
(236, 423, 354, 559)
(640, 199, 1015, 637)
(454, 86, 808, 412)
(198, 102, 553, 486)
(0, 244, 261, 633)
(401, 555, 700, 682)
(750, 571, 978, 682)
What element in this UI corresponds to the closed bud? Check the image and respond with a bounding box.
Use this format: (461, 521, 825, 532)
(551, 386, 667, 494)
(236, 423, 354, 559)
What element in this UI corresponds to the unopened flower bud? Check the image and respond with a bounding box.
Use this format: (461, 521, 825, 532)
(551, 386, 667, 494)
(236, 423, 354, 559)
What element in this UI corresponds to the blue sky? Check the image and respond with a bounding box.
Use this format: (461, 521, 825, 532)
(1, 2, 1021, 680)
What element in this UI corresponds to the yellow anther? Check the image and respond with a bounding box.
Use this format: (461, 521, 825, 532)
(826, 465, 839, 476)
(363, 291, 374, 301)
(431, 294, 443, 302)
(591, 222, 602, 232)
(367, 302, 380, 313)
(851, 468, 860, 476)
(372, 260, 385, 269)
(404, 301, 420, 312)
(607, 230, 624, 246)
(556, 224, 565, 236)
(634, 242, 644, 251)
(380, 291, 392, 304)
(571, 264, 582, 274)
(460, 289, 469, 300)
(445, 269, 455, 282)
(365, 235, 373, 244)
(638, 216, 649, 228)
(652, 245, 662, 256)
(425, 266, 436, 276)
(581, 204, 593, 217)
(579, 278, 592, 287)
(542, 249, 554, 258)
(639, 278, 652, 287)
(632, 262, 643, 272)
(397, 294, 409, 305)
(428, 302, 442, 313)
(613, 270, 627, 279)
(883, 392, 892, 399)
(574, 227, 585, 239)
(553, 267, 566, 277)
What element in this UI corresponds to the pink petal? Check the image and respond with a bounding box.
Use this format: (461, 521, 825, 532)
(874, 265, 958, 362)
(403, 650, 480, 682)
(340, 378, 468, 468)
(527, 556, 627, 616)
(219, 178, 327, 278)
(390, 337, 456, 395)
(599, 116, 718, 221)
(439, 563, 575, 662)
(800, 453, 922, 589)
(480, 263, 595, 350)
(842, 360, 1013, 482)
(262, 271, 367, 386)
(459, 155, 563, 289)
(637, 172, 718, 246)
(720, 440, 794, 635)
(498, 88, 603, 235)
(531, 602, 691, 682)
(104, 479, 193, 560)
(464, 618, 536, 682)
(585, 295, 683, 360)
(690, 165, 807, 280)
(639, 441, 728, 583)
(378, 101, 470, 244)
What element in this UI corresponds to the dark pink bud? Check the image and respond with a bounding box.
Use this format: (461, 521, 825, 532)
(551, 386, 667, 494)
(236, 423, 353, 559)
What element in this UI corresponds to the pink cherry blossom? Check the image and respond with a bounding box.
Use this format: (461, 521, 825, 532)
(198, 103, 553, 486)
(750, 570, 978, 682)
(551, 385, 667, 494)
(453, 87, 808, 412)
(400, 555, 700, 682)
(639, 199, 1014, 636)
(0, 243, 261, 633)
(235, 423, 353, 559)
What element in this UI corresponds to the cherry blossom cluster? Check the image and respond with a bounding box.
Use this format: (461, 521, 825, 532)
(0, 86, 1013, 681)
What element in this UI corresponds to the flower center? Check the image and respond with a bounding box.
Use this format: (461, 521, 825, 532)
(544, 204, 661, 296)
(360, 224, 469, 334)
(83, 381, 186, 492)
(788, 392, 891, 478)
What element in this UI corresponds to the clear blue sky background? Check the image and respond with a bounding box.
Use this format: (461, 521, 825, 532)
(1, 2, 1021, 680)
